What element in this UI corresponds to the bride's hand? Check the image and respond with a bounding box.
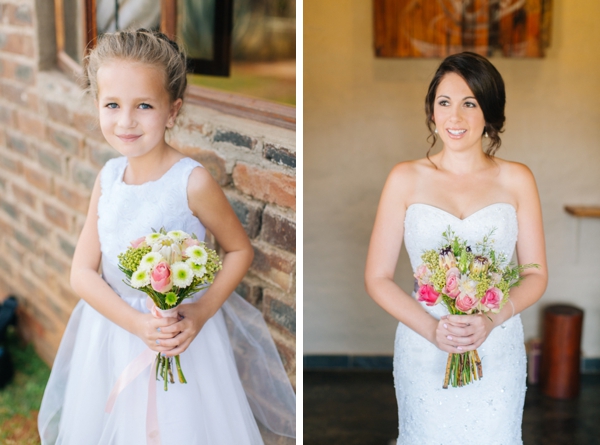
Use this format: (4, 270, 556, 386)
(434, 314, 494, 353)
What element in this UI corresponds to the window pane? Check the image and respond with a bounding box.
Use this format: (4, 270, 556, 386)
(178, 0, 215, 61)
(189, 0, 296, 106)
(63, 0, 82, 63)
(97, 0, 161, 34)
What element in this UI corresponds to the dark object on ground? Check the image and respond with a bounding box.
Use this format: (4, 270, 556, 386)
(0, 345, 14, 389)
(0, 296, 18, 389)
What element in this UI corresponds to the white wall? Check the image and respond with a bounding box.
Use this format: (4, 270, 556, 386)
(304, 0, 600, 357)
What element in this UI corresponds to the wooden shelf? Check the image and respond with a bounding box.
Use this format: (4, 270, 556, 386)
(564, 206, 600, 218)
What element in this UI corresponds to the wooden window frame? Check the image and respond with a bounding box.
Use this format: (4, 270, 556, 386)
(53, 0, 295, 131)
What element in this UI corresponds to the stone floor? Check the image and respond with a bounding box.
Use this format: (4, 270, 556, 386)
(304, 371, 600, 445)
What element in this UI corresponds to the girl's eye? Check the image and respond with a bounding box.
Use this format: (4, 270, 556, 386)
(464, 101, 477, 108)
(139, 103, 152, 109)
(106, 103, 118, 109)
(438, 100, 449, 106)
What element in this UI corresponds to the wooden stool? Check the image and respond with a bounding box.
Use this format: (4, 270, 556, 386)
(540, 304, 584, 399)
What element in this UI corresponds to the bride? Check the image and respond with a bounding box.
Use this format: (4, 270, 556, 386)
(364, 52, 548, 445)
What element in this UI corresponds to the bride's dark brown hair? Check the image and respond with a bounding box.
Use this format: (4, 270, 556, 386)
(425, 52, 506, 158)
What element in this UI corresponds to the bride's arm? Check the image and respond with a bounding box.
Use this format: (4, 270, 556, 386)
(499, 163, 548, 321)
(365, 163, 453, 351)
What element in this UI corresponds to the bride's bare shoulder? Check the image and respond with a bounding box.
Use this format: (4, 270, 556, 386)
(388, 158, 433, 181)
(494, 157, 536, 186)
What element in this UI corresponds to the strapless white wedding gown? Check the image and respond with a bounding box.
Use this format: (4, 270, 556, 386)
(394, 203, 526, 445)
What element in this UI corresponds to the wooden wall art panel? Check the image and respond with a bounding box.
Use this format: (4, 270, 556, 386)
(374, 0, 552, 58)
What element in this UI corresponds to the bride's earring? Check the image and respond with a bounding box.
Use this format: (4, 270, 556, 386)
(434, 128, 438, 134)
(484, 131, 488, 138)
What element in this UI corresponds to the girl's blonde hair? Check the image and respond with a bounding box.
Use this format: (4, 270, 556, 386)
(84, 28, 188, 104)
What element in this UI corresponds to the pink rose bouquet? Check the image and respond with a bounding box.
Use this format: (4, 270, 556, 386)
(414, 227, 538, 389)
(118, 227, 222, 390)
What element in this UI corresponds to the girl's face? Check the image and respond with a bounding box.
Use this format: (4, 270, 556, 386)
(96, 60, 182, 158)
(433, 72, 486, 153)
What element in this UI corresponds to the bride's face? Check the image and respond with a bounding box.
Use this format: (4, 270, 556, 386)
(432, 73, 486, 152)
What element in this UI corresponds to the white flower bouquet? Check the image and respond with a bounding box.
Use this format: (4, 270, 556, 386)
(118, 227, 222, 390)
(414, 227, 538, 389)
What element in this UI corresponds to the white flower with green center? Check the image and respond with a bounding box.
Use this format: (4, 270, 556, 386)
(138, 252, 163, 271)
(171, 262, 194, 287)
(167, 230, 189, 242)
(130, 269, 150, 288)
(145, 232, 166, 246)
(185, 245, 208, 265)
(186, 259, 207, 278)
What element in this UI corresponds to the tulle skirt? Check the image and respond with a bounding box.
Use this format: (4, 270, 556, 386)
(38, 292, 295, 445)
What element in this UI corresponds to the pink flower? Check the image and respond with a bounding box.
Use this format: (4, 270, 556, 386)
(417, 284, 441, 306)
(150, 261, 172, 293)
(481, 287, 503, 312)
(455, 293, 479, 314)
(130, 236, 146, 249)
(182, 238, 200, 249)
(443, 267, 461, 299)
(414, 264, 431, 286)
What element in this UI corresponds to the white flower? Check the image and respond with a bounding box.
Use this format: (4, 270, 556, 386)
(185, 245, 208, 265)
(171, 262, 194, 287)
(458, 275, 478, 297)
(186, 259, 207, 278)
(152, 243, 182, 264)
(167, 230, 190, 242)
(130, 269, 150, 288)
(138, 252, 163, 271)
(146, 232, 166, 246)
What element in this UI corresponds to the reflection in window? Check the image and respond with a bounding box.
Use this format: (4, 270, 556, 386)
(190, 0, 296, 106)
(97, 0, 160, 34)
(178, 0, 215, 61)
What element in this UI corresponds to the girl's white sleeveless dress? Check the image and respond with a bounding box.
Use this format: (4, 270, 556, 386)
(395, 203, 526, 445)
(38, 157, 295, 444)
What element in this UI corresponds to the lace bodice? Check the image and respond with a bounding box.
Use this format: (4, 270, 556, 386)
(404, 202, 518, 271)
(97, 157, 206, 301)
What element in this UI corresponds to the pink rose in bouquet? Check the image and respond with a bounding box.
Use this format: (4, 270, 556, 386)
(130, 236, 146, 248)
(414, 264, 431, 286)
(455, 293, 479, 313)
(151, 261, 172, 293)
(182, 237, 200, 249)
(417, 284, 441, 306)
(443, 267, 461, 299)
(481, 287, 503, 312)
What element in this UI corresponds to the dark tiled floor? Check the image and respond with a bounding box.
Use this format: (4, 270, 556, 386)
(304, 371, 600, 445)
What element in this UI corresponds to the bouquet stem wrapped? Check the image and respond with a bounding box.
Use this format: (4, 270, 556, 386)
(415, 227, 538, 389)
(118, 227, 222, 390)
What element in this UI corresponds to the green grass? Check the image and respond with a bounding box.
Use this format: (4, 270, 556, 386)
(0, 326, 50, 444)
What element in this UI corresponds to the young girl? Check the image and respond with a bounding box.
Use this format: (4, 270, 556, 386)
(38, 29, 295, 444)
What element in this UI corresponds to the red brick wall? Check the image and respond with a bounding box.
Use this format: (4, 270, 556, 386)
(0, 1, 296, 384)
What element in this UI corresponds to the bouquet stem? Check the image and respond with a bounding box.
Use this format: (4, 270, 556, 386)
(175, 355, 187, 384)
(442, 349, 483, 389)
(443, 353, 452, 389)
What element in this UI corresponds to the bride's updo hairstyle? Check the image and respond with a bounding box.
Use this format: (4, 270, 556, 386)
(84, 28, 187, 111)
(425, 51, 506, 157)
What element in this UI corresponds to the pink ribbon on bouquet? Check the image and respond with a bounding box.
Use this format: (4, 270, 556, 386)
(105, 297, 179, 445)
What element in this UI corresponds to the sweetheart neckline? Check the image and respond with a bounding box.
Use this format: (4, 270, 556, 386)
(406, 202, 516, 222)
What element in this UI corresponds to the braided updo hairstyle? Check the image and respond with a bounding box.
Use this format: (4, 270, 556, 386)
(84, 29, 187, 110)
(425, 52, 506, 157)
